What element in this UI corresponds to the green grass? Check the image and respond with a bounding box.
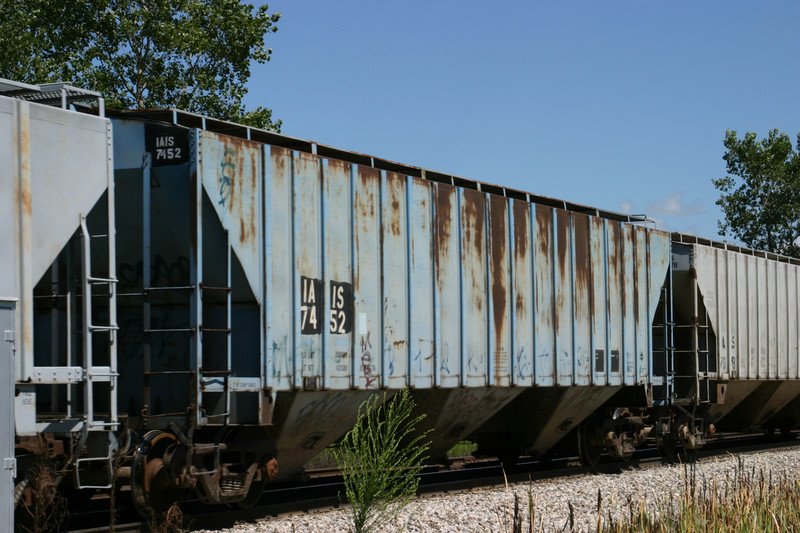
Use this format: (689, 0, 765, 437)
(447, 441, 479, 458)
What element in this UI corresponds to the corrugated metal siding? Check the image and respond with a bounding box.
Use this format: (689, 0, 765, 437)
(693, 244, 800, 380)
(193, 136, 672, 392)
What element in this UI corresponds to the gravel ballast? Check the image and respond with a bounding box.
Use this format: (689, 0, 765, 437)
(196, 446, 800, 532)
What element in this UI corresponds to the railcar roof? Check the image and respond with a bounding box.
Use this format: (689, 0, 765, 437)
(672, 232, 800, 265)
(0, 78, 103, 111)
(107, 106, 656, 226)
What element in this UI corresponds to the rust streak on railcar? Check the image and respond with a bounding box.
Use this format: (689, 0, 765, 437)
(386, 172, 405, 237)
(219, 135, 260, 246)
(489, 195, 508, 343)
(19, 119, 31, 218)
(536, 205, 551, 258)
(513, 200, 530, 315)
(573, 213, 590, 296)
(271, 146, 289, 181)
(535, 204, 554, 340)
(461, 189, 485, 307)
(606, 222, 621, 317)
(555, 210, 570, 338)
(358, 166, 378, 219)
(354, 166, 380, 292)
(435, 183, 456, 288)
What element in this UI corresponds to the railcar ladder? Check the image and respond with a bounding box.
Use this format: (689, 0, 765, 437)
(652, 284, 675, 406)
(75, 215, 120, 489)
(139, 153, 198, 422)
(195, 229, 234, 427)
(669, 263, 714, 406)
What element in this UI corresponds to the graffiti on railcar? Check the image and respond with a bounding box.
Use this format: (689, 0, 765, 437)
(119, 255, 191, 287)
(218, 147, 235, 208)
(360, 332, 377, 388)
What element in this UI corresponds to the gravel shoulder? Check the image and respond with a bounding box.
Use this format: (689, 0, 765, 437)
(196, 445, 800, 533)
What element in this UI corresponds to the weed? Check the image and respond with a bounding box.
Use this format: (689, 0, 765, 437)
(333, 388, 431, 533)
(16, 458, 67, 533)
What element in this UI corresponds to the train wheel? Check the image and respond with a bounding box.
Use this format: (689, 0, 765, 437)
(576, 416, 603, 467)
(131, 430, 186, 517)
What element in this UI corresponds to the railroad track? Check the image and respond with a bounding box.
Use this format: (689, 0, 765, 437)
(63, 433, 799, 533)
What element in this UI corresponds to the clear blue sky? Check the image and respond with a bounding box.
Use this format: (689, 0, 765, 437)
(245, 1, 799, 242)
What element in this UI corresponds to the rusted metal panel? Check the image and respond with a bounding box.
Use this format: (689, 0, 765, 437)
(460, 188, 488, 387)
(488, 194, 511, 387)
(382, 171, 409, 388)
(434, 183, 461, 387)
(322, 159, 353, 390)
(409, 177, 435, 387)
(606, 222, 623, 385)
(265, 146, 294, 390)
(199, 131, 263, 303)
(353, 166, 382, 390)
(510, 199, 534, 386)
(554, 209, 574, 386)
(533, 205, 555, 386)
(572, 213, 592, 385)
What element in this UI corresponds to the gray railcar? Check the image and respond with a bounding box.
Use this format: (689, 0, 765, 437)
(671, 234, 800, 435)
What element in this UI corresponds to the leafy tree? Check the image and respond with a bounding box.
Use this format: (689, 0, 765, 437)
(333, 389, 430, 533)
(0, 0, 281, 131)
(713, 129, 800, 257)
